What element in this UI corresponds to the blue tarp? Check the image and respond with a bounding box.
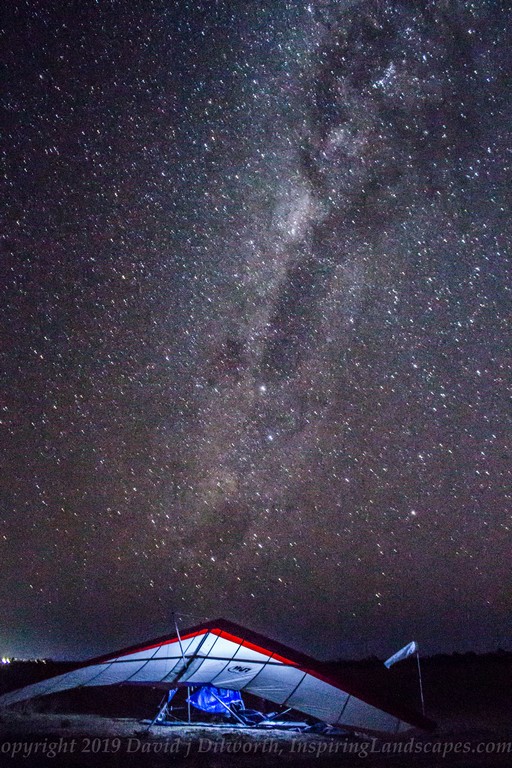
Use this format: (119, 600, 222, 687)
(187, 685, 243, 714)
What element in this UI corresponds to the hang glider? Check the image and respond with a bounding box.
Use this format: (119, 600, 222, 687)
(0, 618, 434, 734)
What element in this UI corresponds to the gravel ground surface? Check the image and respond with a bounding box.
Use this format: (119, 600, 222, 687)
(1, 712, 511, 768)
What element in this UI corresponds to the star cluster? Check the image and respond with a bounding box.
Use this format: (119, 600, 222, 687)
(1, 1, 510, 659)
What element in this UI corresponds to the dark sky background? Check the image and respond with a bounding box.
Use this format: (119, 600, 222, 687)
(1, 0, 510, 661)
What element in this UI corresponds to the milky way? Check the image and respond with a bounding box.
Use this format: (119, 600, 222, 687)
(1, 1, 511, 659)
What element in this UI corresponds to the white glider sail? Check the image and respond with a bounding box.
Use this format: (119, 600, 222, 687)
(0, 619, 433, 734)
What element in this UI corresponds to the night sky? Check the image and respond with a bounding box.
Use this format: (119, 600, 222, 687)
(2, 1, 511, 661)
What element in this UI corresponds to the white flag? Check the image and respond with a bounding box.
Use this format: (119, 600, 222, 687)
(384, 641, 418, 668)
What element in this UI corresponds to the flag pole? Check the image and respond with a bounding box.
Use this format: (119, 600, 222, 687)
(416, 650, 425, 715)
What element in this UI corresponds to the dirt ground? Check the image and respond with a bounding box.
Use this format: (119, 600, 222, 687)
(0, 711, 511, 768)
